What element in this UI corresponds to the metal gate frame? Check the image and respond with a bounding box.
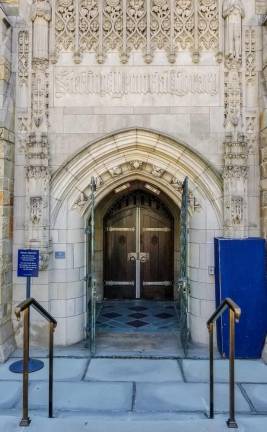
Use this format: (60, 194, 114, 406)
(178, 176, 190, 356)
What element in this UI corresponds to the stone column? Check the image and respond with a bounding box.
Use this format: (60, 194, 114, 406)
(0, 7, 16, 361)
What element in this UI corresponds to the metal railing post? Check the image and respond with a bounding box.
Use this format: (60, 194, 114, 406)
(209, 322, 214, 419)
(48, 321, 54, 418)
(207, 298, 241, 429)
(16, 298, 57, 427)
(227, 309, 238, 428)
(20, 308, 31, 427)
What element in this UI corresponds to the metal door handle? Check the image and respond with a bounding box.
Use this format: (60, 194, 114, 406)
(140, 252, 149, 263)
(128, 253, 137, 262)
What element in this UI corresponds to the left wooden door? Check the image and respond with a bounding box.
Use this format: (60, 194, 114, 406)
(104, 208, 136, 299)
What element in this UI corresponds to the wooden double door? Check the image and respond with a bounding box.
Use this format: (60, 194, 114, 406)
(104, 191, 173, 300)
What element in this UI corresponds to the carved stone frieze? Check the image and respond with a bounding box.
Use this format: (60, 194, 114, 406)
(53, 0, 219, 63)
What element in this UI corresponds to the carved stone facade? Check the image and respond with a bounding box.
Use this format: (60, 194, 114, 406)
(0, 1, 265, 356)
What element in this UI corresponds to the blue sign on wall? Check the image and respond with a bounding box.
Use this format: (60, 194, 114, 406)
(17, 249, 39, 277)
(55, 251, 65, 259)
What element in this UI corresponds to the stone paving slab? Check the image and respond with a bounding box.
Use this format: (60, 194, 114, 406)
(0, 382, 21, 409)
(241, 384, 267, 412)
(1, 415, 267, 432)
(135, 382, 250, 413)
(0, 358, 88, 381)
(28, 382, 133, 412)
(182, 360, 267, 383)
(85, 359, 183, 382)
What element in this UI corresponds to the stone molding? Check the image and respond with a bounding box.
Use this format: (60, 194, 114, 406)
(51, 129, 223, 227)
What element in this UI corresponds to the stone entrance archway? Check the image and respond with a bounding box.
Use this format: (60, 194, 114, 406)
(50, 128, 223, 346)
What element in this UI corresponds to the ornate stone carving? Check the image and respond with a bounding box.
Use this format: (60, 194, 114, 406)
(170, 177, 183, 190)
(31, 0, 52, 60)
(39, 251, 50, 270)
(18, 31, 29, 86)
(150, 0, 171, 52)
(55, 0, 75, 51)
(245, 27, 256, 85)
(31, 60, 49, 128)
(198, 0, 219, 50)
(130, 160, 143, 170)
(103, 0, 123, 53)
(79, 0, 99, 52)
(30, 196, 42, 224)
(223, 133, 248, 238)
(151, 165, 164, 177)
(73, 192, 88, 210)
(174, 0, 194, 51)
(110, 165, 123, 176)
(26, 131, 49, 162)
(17, 115, 29, 134)
(126, 0, 146, 51)
(224, 61, 242, 131)
(223, 0, 245, 60)
(231, 196, 243, 225)
(53, 0, 220, 63)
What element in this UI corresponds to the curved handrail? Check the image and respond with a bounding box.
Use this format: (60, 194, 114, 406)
(207, 297, 241, 327)
(207, 297, 241, 429)
(16, 298, 57, 426)
(15, 297, 57, 326)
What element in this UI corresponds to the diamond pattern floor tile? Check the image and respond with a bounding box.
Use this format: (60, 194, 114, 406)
(96, 300, 179, 333)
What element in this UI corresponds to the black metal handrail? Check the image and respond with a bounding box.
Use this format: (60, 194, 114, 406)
(207, 298, 241, 429)
(15, 298, 57, 427)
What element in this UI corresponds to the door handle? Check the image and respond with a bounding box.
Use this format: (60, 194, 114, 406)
(128, 252, 137, 262)
(139, 252, 149, 263)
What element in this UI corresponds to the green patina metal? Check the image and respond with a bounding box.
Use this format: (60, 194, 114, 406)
(86, 177, 97, 355)
(178, 176, 190, 356)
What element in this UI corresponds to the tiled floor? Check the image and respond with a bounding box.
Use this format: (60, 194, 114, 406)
(96, 300, 179, 333)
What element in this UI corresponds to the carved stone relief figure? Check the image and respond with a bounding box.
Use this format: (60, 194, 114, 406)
(31, 0, 52, 60)
(223, 0, 245, 60)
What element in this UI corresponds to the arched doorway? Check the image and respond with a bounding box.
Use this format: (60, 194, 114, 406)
(50, 128, 223, 348)
(104, 187, 174, 300)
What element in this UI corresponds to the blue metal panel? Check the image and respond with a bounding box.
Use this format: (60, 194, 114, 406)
(214, 238, 267, 358)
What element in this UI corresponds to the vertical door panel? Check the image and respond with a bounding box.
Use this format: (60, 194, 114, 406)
(140, 209, 173, 300)
(104, 209, 136, 299)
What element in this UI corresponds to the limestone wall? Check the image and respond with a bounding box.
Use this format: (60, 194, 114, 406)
(0, 4, 15, 361)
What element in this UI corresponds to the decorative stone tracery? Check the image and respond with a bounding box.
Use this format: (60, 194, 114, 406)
(53, 0, 220, 63)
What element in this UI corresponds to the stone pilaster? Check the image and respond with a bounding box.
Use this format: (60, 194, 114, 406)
(222, 0, 248, 239)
